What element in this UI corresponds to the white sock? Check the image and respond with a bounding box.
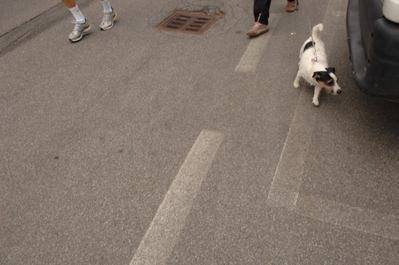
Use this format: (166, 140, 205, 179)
(69, 5, 86, 23)
(101, 0, 113, 14)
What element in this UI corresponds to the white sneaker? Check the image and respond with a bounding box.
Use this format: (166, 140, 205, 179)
(68, 19, 91, 42)
(100, 9, 118, 30)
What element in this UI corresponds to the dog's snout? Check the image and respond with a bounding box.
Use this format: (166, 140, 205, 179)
(337, 90, 342, 94)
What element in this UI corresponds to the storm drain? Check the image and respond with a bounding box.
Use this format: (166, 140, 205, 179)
(157, 10, 221, 34)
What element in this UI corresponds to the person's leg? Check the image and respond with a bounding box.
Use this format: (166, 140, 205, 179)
(62, 0, 91, 42)
(100, 0, 118, 30)
(100, 0, 112, 13)
(62, 0, 85, 23)
(247, 0, 271, 37)
(253, 0, 271, 25)
(62, 0, 76, 9)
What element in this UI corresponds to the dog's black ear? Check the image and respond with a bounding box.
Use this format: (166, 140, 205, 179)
(312, 72, 321, 79)
(326, 67, 336, 74)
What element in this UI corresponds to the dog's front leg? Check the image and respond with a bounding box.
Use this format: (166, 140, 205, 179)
(312, 86, 322, 107)
(293, 72, 301, 88)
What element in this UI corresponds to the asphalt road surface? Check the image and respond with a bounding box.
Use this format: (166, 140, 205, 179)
(1, 0, 399, 264)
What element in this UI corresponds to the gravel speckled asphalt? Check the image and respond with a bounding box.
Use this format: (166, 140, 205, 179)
(1, 0, 399, 264)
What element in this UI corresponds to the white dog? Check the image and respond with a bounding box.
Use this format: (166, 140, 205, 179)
(293, 23, 341, 106)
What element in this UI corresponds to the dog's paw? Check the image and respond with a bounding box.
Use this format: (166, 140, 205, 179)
(312, 100, 320, 107)
(293, 82, 300, 88)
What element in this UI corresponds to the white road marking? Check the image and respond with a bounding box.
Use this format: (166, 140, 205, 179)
(267, 92, 315, 210)
(295, 195, 399, 241)
(130, 130, 224, 265)
(266, 0, 340, 207)
(235, 14, 281, 72)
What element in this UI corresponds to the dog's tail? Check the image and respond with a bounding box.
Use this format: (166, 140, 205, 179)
(311, 23, 323, 42)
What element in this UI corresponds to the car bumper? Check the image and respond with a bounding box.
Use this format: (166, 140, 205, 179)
(347, 0, 399, 100)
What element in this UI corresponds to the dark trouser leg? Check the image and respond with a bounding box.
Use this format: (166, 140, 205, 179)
(253, 0, 271, 25)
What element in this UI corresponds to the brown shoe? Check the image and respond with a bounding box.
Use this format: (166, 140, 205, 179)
(247, 22, 269, 37)
(286, 0, 297, 12)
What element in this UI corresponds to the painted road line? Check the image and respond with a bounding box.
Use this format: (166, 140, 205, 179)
(266, 0, 346, 209)
(130, 130, 224, 265)
(235, 14, 281, 72)
(295, 195, 399, 240)
(267, 91, 315, 210)
(322, 0, 348, 52)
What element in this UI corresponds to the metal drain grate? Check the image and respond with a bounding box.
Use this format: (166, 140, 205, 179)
(157, 10, 221, 34)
